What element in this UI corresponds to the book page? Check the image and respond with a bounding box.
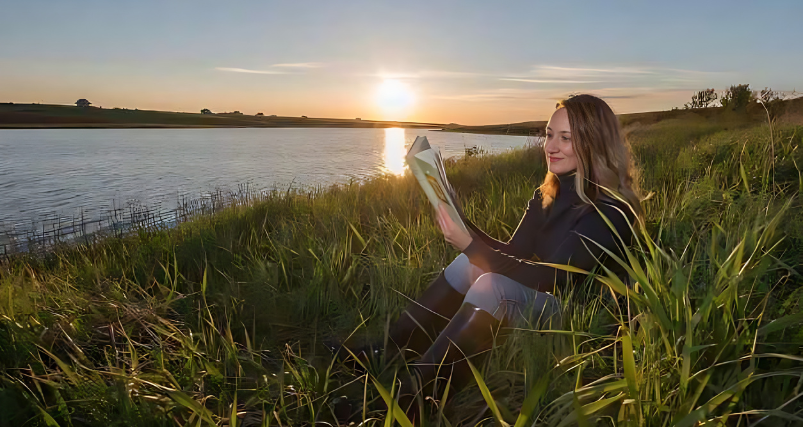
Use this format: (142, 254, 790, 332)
(405, 136, 467, 233)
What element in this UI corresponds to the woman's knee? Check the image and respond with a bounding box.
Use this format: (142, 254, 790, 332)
(465, 273, 547, 324)
(443, 254, 483, 295)
(463, 273, 508, 317)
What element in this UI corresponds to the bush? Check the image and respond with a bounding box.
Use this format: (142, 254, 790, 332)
(720, 84, 755, 111)
(756, 87, 787, 121)
(684, 88, 718, 109)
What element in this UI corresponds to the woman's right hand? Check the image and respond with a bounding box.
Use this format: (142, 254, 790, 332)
(435, 203, 473, 251)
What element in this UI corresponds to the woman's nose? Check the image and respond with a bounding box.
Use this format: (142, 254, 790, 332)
(544, 138, 558, 153)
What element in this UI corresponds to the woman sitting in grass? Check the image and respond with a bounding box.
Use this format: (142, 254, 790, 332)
(385, 93, 645, 415)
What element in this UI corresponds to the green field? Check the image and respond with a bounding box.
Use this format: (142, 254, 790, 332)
(1, 101, 803, 426)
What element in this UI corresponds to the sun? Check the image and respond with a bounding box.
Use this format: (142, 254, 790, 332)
(376, 79, 414, 119)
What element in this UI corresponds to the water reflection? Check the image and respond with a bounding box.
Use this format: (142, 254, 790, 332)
(383, 128, 408, 175)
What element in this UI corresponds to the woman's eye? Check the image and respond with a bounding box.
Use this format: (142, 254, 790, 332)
(561, 136, 570, 141)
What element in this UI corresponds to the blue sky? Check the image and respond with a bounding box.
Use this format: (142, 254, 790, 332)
(1, 0, 801, 124)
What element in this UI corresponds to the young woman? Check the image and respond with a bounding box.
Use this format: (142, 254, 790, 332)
(389, 94, 644, 411)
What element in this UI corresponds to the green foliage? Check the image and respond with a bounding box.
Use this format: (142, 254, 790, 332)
(721, 84, 755, 111)
(684, 88, 718, 109)
(756, 87, 789, 122)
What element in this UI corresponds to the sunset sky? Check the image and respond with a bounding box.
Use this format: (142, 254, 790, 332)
(1, 0, 801, 125)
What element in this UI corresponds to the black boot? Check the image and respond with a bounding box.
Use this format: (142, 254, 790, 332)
(400, 303, 506, 419)
(328, 271, 463, 369)
(388, 271, 465, 361)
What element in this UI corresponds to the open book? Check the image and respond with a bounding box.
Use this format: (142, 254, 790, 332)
(405, 136, 468, 233)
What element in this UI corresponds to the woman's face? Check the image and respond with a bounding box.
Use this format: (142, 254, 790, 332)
(544, 107, 578, 175)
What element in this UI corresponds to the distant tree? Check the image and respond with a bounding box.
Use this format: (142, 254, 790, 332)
(256, 112, 264, 116)
(201, 108, 213, 114)
(75, 99, 92, 107)
(720, 84, 754, 111)
(684, 89, 718, 109)
(756, 87, 783, 104)
(756, 87, 788, 121)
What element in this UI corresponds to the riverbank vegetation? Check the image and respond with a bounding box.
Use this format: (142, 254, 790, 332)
(1, 105, 803, 426)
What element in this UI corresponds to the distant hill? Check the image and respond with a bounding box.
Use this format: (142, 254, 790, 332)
(441, 97, 803, 136)
(0, 103, 443, 129)
(2, 97, 802, 133)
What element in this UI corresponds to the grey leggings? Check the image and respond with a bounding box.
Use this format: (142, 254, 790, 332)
(444, 254, 561, 328)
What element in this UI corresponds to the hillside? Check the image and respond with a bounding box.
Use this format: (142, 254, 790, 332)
(0, 103, 442, 129)
(442, 96, 803, 135)
(4, 97, 803, 132)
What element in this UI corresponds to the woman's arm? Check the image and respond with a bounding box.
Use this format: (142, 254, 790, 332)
(461, 202, 633, 292)
(462, 193, 545, 258)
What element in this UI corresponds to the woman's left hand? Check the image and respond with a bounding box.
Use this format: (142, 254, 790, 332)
(436, 203, 473, 251)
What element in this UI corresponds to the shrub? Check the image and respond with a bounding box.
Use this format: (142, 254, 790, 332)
(756, 87, 787, 121)
(720, 84, 755, 111)
(684, 88, 718, 109)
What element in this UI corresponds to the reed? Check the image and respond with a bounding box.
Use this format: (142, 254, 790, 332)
(0, 115, 802, 426)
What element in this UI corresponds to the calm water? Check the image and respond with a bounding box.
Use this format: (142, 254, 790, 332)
(0, 128, 529, 228)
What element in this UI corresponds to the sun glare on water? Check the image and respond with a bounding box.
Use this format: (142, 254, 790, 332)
(376, 79, 414, 119)
(383, 128, 407, 175)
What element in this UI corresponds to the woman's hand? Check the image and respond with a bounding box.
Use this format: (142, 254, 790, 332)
(435, 203, 473, 251)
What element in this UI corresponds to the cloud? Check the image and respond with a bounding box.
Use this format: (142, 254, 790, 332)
(215, 67, 287, 75)
(432, 85, 688, 103)
(419, 70, 481, 78)
(536, 66, 655, 76)
(431, 88, 548, 102)
(368, 72, 420, 80)
(493, 65, 734, 96)
(271, 62, 325, 68)
(660, 68, 729, 76)
(523, 65, 731, 85)
(365, 70, 482, 80)
(500, 78, 602, 84)
(557, 86, 694, 100)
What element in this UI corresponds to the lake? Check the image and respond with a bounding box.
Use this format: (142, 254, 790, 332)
(0, 128, 531, 231)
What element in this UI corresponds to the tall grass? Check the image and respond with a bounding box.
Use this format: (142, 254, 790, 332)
(1, 114, 802, 426)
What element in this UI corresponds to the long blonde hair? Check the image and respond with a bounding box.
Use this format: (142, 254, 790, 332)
(539, 94, 644, 222)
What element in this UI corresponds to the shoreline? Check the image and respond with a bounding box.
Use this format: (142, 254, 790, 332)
(0, 123, 444, 130)
(5, 98, 802, 134)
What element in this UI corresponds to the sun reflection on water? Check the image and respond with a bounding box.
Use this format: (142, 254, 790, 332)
(383, 128, 408, 175)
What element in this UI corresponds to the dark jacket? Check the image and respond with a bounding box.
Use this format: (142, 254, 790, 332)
(462, 173, 635, 292)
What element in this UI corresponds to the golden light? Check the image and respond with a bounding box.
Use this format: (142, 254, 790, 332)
(376, 79, 414, 119)
(382, 128, 407, 175)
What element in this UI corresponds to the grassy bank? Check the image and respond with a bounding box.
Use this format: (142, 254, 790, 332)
(1, 111, 803, 426)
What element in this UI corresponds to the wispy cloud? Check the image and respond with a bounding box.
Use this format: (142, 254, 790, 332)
(552, 86, 693, 100)
(216, 62, 326, 75)
(366, 70, 482, 80)
(368, 72, 420, 80)
(271, 62, 325, 68)
(432, 85, 687, 103)
(660, 68, 729, 76)
(496, 65, 732, 92)
(500, 78, 602, 84)
(431, 88, 547, 102)
(536, 66, 655, 76)
(419, 70, 481, 78)
(215, 67, 287, 75)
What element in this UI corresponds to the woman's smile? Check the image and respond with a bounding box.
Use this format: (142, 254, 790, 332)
(544, 107, 578, 175)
